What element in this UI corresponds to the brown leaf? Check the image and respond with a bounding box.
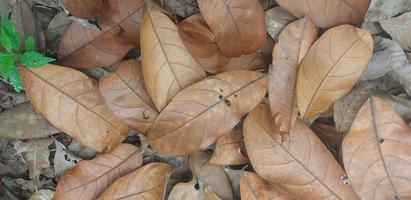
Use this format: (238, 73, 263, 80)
(141, 2, 206, 111)
(276, 0, 371, 28)
(46, 12, 72, 50)
(97, 163, 173, 200)
(99, 0, 145, 46)
(160, 0, 199, 18)
(189, 151, 233, 200)
(198, 0, 267, 57)
(53, 138, 81, 177)
(297, 25, 373, 124)
(381, 11, 411, 52)
(54, 144, 143, 200)
(58, 22, 136, 68)
(310, 122, 344, 161)
(209, 130, 248, 166)
(240, 171, 297, 200)
(342, 97, 411, 199)
(374, 90, 411, 123)
(147, 70, 267, 156)
(168, 180, 203, 200)
(264, 6, 298, 42)
(20, 64, 129, 152)
(10, 0, 39, 50)
(0, 103, 59, 139)
(268, 17, 317, 134)
(178, 13, 272, 73)
(63, 0, 104, 20)
(99, 59, 158, 134)
(243, 104, 359, 199)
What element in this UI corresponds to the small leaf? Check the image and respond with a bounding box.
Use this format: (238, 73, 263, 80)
(19, 51, 55, 68)
(8, 66, 23, 91)
(1, 13, 20, 51)
(0, 53, 14, 79)
(0, 27, 13, 52)
(24, 36, 35, 51)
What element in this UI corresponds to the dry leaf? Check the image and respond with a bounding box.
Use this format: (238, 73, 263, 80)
(204, 187, 223, 200)
(342, 97, 411, 199)
(0, 103, 59, 139)
(209, 130, 248, 166)
(198, 0, 266, 57)
(63, 0, 104, 19)
(160, 0, 199, 17)
(381, 12, 411, 52)
(46, 12, 71, 50)
(10, 0, 39, 50)
(189, 151, 233, 200)
(373, 90, 411, 124)
(29, 189, 54, 200)
(97, 163, 174, 200)
(67, 140, 96, 160)
(365, 0, 411, 22)
(0, 140, 27, 176)
(53, 138, 81, 177)
(58, 22, 136, 68)
(265, 6, 298, 41)
(243, 104, 359, 199)
(141, 2, 205, 111)
(20, 64, 129, 152)
(99, 0, 145, 46)
(99, 59, 158, 134)
(168, 180, 203, 200)
(310, 122, 344, 160)
(240, 171, 297, 200)
(224, 168, 243, 200)
(390, 64, 411, 96)
(268, 17, 317, 134)
(276, 0, 371, 28)
(297, 25, 373, 124)
(147, 70, 267, 156)
(54, 144, 143, 200)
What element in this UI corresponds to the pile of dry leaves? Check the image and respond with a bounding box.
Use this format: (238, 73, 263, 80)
(1, 0, 411, 199)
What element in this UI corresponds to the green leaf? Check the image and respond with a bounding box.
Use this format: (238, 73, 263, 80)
(0, 27, 13, 52)
(24, 36, 35, 51)
(8, 66, 23, 92)
(0, 53, 14, 79)
(1, 13, 20, 51)
(19, 51, 55, 68)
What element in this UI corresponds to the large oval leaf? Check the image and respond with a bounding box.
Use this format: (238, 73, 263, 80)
(99, 59, 158, 134)
(268, 17, 317, 135)
(276, 0, 371, 28)
(54, 144, 143, 200)
(243, 104, 359, 199)
(20, 64, 129, 152)
(147, 70, 267, 156)
(141, 2, 206, 111)
(342, 97, 411, 199)
(63, 0, 103, 19)
(198, 0, 267, 57)
(97, 163, 173, 200)
(296, 25, 373, 124)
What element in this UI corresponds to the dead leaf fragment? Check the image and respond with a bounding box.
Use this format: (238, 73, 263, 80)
(29, 189, 54, 200)
(297, 25, 373, 124)
(63, 0, 103, 20)
(264, 6, 298, 41)
(168, 180, 203, 200)
(198, 0, 267, 57)
(54, 144, 143, 200)
(268, 17, 317, 134)
(243, 104, 359, 199)
(365, 0, 411, 22)
(141, 2, 205, 111)
(97, 163, 173, 200)
(53, 138, 81, 177)
(381, 11, 411, 52)
(46, 11, 71, 50)
(99, 59, 158, 134)
(342, 97, 411, 199)
(209, 130, 248, 166)
(147, 70, 267, 156)
(161, 0, 199, 17)
(310, 122, 344, 160)
(20, 64, 129, 152)
(10, 0, 39, 50)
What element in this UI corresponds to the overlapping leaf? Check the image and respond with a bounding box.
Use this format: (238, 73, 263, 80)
(209, 130, 248, 166)
(63, 0, 104, 19)
(141, 2, 206, 111)
(97, 163, 173, 200)
(296, 25, 373, 124)
(243, 104, 359, 199)
(198, 0, 267, 57)
(147, 70, 267, 156)
(99, 59, 158, 134)
(54, 144, 143, 200)
(268, 17, 317, 134)
(342, 97, 411, 199)
(20, 64, 129, 152)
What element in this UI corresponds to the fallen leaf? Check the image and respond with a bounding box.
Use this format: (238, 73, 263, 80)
(141, 2, 206, 111)
(168, 180, 203, 200)
(240, 171, 297, 200)
(204, 187, 223, 200)
(99, 59, 158, 134)
(0, 140, 27, 176)
(97, 163, 173, 200)
(20, 64, 129, 152)
(54, 144, 143, 200)
(0, 103, 59, 139)
(342, 97, 411, 199)
(268, 17, 317, 134)
(58, 22, 136, 68)
(29, 189, 54, 200)
(160, 0, 199, 17)
(198, 0, 267, 57)
(67, 140, 96, 160)
(224, 168, 243, 200)
(259, 0, 277, 10)
(265, 6, 298, 41)
(63, 0, 103, 20)
(276, 0, 371, 28)
(365, 0, 411, 22)
(390, 64, 411, 96)
(46, 12, 71, 50)
(297, 25, 373, 124)
(310, 122, 344, 160)
(381, 11, 411, 52)
(53, 138, 81, 177)
(10, 0, 39, 50)
(243, 104, 359, 199)
(209, 130, 248, 166)
(147, 70, 267, 156)
(189, 151, 233, 200)
(373, 90, 411, 123)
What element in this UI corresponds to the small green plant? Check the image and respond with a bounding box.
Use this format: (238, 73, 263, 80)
(0, 13, 55, 91)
